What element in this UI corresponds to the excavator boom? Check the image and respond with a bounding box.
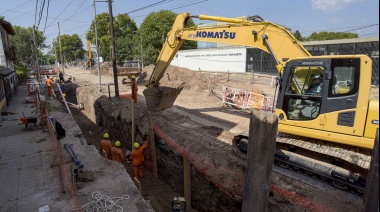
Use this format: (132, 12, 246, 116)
(145, 12, 311, 111)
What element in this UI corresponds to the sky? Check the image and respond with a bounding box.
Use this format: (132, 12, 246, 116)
(1, 0, 379, 49)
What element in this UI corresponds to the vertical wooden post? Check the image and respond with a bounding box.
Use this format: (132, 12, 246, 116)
(132, 100, 135, 150)
(364, 129, 379, 212)
(147, 112, 158, 178)
(241, 111, 278, 212)
(183, 156, 191, 209)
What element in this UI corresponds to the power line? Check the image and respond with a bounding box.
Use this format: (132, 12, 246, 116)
(37, 0, 46, 29)
(1, 0, 33, 17)
(60, 0, 88, 26)
(34, 0, 39, 26)
(45, 0, 75, 30)
(43, 0, 51, 34)
(342, 23, 379, 33)
(126, 0, 174, 14)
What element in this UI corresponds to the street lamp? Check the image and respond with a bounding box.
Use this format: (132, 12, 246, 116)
(93, 0, 107, 92)
(133, 31, 143, 69)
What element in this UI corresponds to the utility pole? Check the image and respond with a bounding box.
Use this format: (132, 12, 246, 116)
(93, 0, 106, 92)
(107, 0, 119, 97)
(32, 25, 40, 82)
(58, 22, 64, 74)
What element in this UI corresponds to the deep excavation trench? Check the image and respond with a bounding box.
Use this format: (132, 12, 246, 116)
(64, 65, 364, 212)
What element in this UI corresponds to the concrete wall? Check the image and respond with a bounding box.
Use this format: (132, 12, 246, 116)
(170, 47, 247, 73)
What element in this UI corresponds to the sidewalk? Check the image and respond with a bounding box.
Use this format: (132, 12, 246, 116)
(0, 85, 152, 211)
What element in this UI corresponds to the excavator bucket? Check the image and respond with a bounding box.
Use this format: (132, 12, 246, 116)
(143, 86, 184, 111)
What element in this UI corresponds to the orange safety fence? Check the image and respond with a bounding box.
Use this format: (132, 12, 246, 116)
(221, 85, 277, 111)
(222, 86, 250, 109)
(148, 124, 334, 211)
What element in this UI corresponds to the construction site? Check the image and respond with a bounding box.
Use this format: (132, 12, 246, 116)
(1, 12, 379, 212)
(0, 59, 376, 211)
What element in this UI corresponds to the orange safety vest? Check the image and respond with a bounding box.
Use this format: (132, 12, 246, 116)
(130, 142, 148, 166)
(100, 139, 112, 160)
(111, 147, 124, 163)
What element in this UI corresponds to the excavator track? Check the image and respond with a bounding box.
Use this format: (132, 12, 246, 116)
(276, 132, 372, 170)
(232, 132, 372, 194)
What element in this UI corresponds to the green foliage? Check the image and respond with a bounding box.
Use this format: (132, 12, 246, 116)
(305, 31, 358, 41)
(293, 30, 304, 41)
(0, 16, 4, 20)
(139, 10, 196, 65)
(53, 34, 85, 63)
(10, 26, 45, 66)
(15, 65, 27, 81)
(43, 54, 56, 65)
(86, 13, 138, 64)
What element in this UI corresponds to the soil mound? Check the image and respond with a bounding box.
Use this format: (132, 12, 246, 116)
(141, 65, 207, 91)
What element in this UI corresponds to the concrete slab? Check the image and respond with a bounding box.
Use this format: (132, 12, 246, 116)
(0, 85, 153, 211)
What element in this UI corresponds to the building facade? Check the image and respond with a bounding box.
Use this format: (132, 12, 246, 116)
(0, 19, 17, 112)
(171, 37, 379, 85)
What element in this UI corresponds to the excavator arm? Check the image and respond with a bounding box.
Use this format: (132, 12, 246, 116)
(144, 12, 311, 111)
(146, 12, 311, 88)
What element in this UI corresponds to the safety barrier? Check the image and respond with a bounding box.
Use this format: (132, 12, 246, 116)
(221, 85, 276, 111)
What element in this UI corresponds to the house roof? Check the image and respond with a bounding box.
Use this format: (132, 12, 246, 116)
(0, 66, 15, 77)
(0, 19, 16, 35)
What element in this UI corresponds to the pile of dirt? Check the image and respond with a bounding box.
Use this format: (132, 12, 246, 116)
(141, 65, 207, 92)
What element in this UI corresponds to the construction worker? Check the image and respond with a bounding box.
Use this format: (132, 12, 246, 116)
(59, 71, 64, 82)
(111, 141, 125, 163)
(130, 140, 148, 179)
(100, 133, 112, 160)
(45, 77, 53, 96)
(131, 75, 138, 103)
(60, 82, 66, 94)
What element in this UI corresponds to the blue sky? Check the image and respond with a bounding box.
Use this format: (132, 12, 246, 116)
(1, 0, 379, 47)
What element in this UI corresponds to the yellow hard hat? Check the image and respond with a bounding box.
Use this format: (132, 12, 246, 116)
(133, 142, 140, 149)
(130, 75, 136, 80)
(115, 141, 121, 147)
(103, 133, 109, 139)
(61, 82, 65, 85)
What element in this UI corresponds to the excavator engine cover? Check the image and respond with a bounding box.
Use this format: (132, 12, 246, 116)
(143, 86, 184, 111)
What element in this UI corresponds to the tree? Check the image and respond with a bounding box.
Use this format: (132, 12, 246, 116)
(293, 30, 304, 41)
(86, 13, 138, 64)
(53, 34, 85, 64)
(306, 31, 358, 41)
(10, 26, 45, 66)
(139, 10, 197, 65)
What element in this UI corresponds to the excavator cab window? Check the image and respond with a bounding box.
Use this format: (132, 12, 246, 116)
(284, 66, 324, 120)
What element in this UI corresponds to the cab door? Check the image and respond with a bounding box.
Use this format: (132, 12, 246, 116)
(277, 61, 327, 131)
(322, 58, 365, 137)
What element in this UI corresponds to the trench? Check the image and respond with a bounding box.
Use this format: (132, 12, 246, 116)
(66, 82, 364, 212)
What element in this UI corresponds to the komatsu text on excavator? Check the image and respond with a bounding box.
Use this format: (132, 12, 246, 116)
(143, 12, 379, 193)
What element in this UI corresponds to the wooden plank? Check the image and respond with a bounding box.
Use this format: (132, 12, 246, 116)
(183, 156, 191, 209)
(241, 111, 278, 212)
(148, 112, 158, 179)
(364, 129, 379, 212)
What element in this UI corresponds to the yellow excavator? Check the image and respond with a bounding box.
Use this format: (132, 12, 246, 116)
(143, 12, 379, 192)
(84, 39, 93, 69)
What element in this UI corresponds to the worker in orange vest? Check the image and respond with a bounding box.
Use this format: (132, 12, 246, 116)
(131, 75, 138, 103)
(111, 141, 125, 163)
(130, 139, 148, 179)
(100, 133, 112, 160)
(45, 77, 53, 96)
